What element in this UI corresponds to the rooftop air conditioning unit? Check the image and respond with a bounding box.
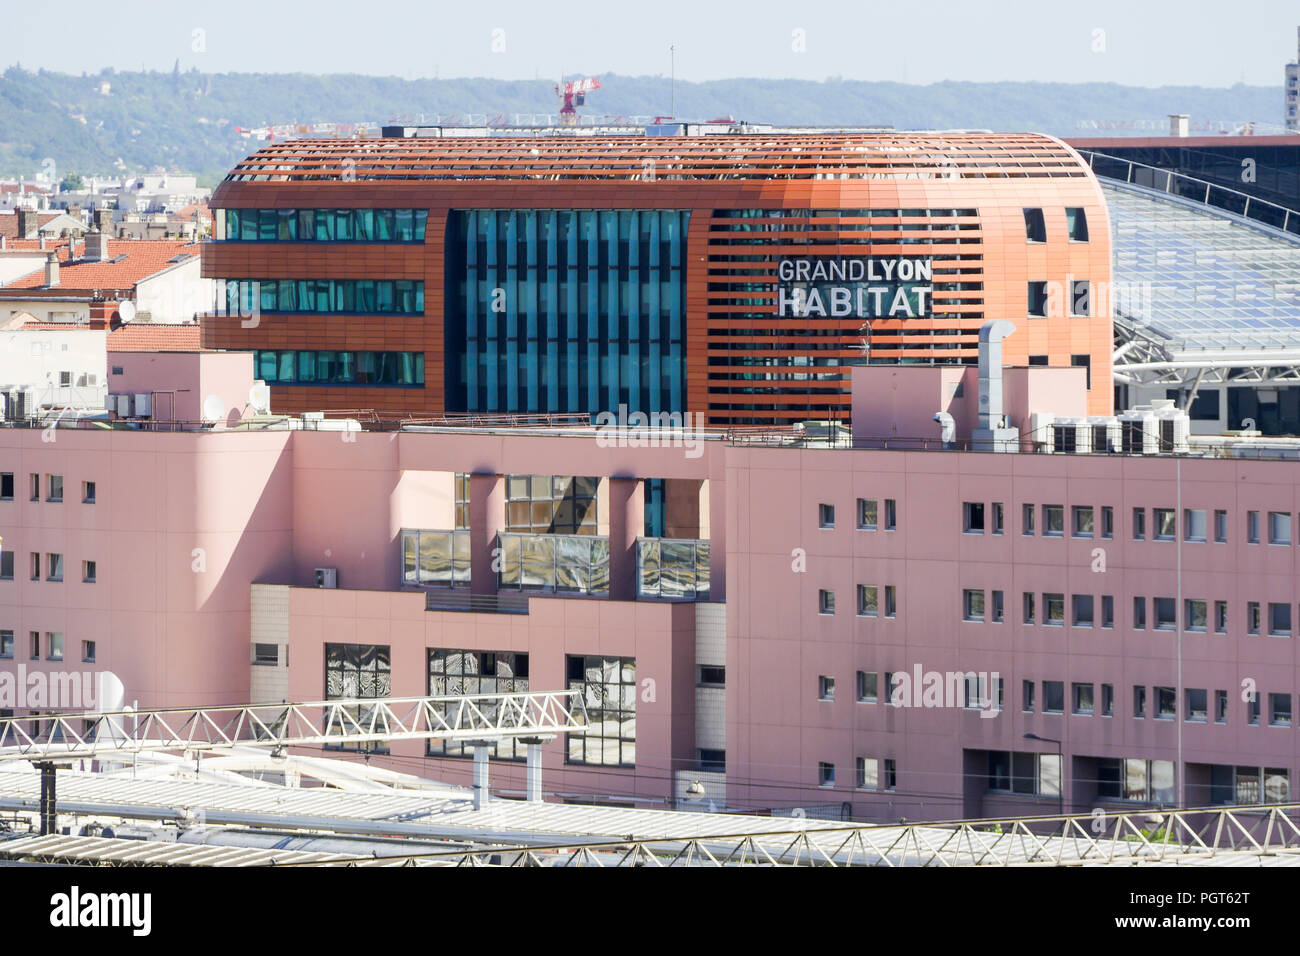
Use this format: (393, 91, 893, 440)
(1051, 418, 1090, 454)
(1117, 410, 1158, 455)
(1029, 413, 1055, 452)
(134, 393, 152, 418)
(116, 393, 134, 417)
(314, 568, 338, 589)
(1088, 417, 1121, 454)
(1151, 405, 1191, 454)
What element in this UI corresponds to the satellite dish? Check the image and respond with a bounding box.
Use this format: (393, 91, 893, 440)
(248, 382, 271, 415)
(202, 394, 225, 422)
(117, 300, 136, 323)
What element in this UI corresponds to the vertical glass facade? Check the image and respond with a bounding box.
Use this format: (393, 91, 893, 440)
(444, 209, 689, 415)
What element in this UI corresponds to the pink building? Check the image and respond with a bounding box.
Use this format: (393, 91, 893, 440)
(1, 360, 1297, 819)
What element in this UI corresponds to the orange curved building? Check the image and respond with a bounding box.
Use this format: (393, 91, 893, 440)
(203, 131, 1113, 422)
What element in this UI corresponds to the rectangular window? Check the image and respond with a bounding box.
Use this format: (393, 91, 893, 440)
(1269, 512, 1292, 546)
(1133, 685, 1146, 718)
(1185, 688, 1207, 722)
(857, 498, 877, 530)
(963, 588, 985, 622)
(1027, 281, 1048, 317)
(46, 553, 63, 582)
(856, 671, 878, 703)
(963, 501, 985, 533)
(1248, 694, 1260, 725)
(1133, 596, 1146, 630)
(0, 472, 11, 500)
(1101, 594, 1114, 628)
(46, 475, 63, 502)
(81, 640, 95, 663)
(566, 655, 635, 767)
(46, 632, 63, 661)
(1073, 682, 1094, 715)
(857, 585, 878, 617)
(1154, 509, 1176, 541)
(1043, 681, 1064, 714)
(1248, 602, 1261, 635)
(1070, 280, 1091, 317)
(1154, 597, 1176, 630)
(1045, 593, 1065, 626)
(884, 585, 897, 618)
(1184, 509, 1206, 542)
(1270, 693, 1292, 728)
(1072, 506, 1094, 538)
(1072, 594, 1094, 628)
(818, 762, 835, 787)
(1155, 686, 1176, 719)
(1268, 602, 1291, 637)
(1023, 208, 1047, 243)
(884, 499, 897, 531)
(698, 665, 726, 687)
(1043, 504, 1064, 536)
(83, 560, 96, 583)
(325, 643, 392, 754)
(884, 759, 897, 790)
(992, 502, 1004, 535)
(818, 676, 835, 701)
(697, 749, 725, 773)
(1022, 679, 1035, 712)
(1248, 511, 1260, 544)
(992, 589, 1004, 623)
(1185, 599, 1207, 632)
(1101, 506, 1113, 539)
(29, 473, 38, 501)
(818, 589, 835, 615)
(0, 551, 12, 580)
(29, 632, 38, 660)
(83, 481, 96, 504)
(429, 650, 530, 758)
(1215, 690, 1228, 723)
(1215, 600, 1228, 634)
(1023, 591, 1036, 624)
(252, 643, 279, 665)
(1133, 507, 1146, 540)
(1214, 509, 1227, 542)
(1022, 503, 1035, 535)
(1101, 683, 1114, 717)
(856, 757, 878, 790)
(1066, 208, 1089, 242)
(0, 630, 11, 659)
(818, 503, 835, 529)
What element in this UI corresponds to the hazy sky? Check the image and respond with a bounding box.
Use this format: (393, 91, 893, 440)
(8, 0, 1298, 87)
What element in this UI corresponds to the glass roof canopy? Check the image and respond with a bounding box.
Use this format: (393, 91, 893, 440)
(1106, 181, 1300, 352)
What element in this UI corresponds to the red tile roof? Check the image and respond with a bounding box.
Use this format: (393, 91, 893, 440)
(0, 239, 201, 293)
(106, 323, 204, 352)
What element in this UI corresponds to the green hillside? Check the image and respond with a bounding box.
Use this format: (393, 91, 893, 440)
(0, 66, 1283, 186)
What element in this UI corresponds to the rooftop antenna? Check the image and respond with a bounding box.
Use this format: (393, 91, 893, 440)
(670, 45, 676, 119)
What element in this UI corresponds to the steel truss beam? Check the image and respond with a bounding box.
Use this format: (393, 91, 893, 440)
(281, 803, 1300, 868)
(0, 692, 587, 762)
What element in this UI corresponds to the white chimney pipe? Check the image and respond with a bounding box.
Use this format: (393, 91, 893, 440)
(977, 320, 1017, 430)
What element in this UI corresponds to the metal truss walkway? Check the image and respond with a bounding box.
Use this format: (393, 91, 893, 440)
(0, 691, 586, 762)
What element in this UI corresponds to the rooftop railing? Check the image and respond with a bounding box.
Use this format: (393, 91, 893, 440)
(1078, 148, 1300, 237)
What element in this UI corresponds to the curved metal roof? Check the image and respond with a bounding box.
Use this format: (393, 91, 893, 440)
(220, 132, 1091, 184)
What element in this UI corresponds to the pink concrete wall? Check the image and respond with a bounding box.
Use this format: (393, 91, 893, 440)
(109, 350, 255, 425)
(851, 365, 1088, 447)
(286, 587, 696, 805)
(0, 429, 295, 709)
(726, 444, 1300, 820)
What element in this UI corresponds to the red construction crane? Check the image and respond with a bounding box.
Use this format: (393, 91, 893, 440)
(555, 77, 602, 126)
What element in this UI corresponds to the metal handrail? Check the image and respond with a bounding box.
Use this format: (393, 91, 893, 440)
(1077, 148, 1300, 235)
